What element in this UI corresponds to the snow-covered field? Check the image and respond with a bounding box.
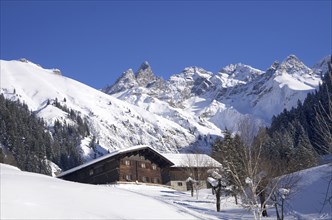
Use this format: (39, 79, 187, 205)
(0, 163, 194, 219)
(1, 163, 331, 219)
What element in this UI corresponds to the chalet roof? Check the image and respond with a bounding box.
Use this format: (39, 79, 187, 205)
(161, 153, 222, 168)
(57, 145, 173, 178)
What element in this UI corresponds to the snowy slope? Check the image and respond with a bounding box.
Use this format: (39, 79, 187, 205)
(0, 163, 195, 220)
(1, 59, 221, 160)
(287, 164, 332, 219)
(1, 163, 331, 219)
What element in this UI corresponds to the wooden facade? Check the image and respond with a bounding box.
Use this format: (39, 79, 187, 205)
(57, 146, 174, 185)
(161, 153, 222, 191)
(118, 155, 162, 184)
(57, 146, 222, 192)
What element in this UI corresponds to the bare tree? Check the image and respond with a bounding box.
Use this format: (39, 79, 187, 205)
(213, 119, 299, 219)
(314, 97, 332, 154)
(313, 99, 332, 214)
(236, 116, 261, 147)
(270, 173, 301, 220)
(313, 58, 332, 213)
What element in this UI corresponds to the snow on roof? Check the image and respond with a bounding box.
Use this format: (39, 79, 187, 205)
(57, 145, 152, 178)
(57, 146, 220, 178)
(161, 153, 221, 168)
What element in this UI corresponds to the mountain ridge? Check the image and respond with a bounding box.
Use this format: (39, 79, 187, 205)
(1, 55, 331, 167)
(106, 54, 330, 126)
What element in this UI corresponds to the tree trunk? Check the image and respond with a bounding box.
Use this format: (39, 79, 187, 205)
(275, 203, 281, 220)
(259, 189, 268, 217)
(281, 198, 284, 220)
(216, 189, 221, 212)
(262, 204, 268, 217)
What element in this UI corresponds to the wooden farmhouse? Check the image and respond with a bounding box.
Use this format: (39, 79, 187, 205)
(161, 153, 222, 191)
(57, 145, 174, 185)
(57, 145, 221, 192)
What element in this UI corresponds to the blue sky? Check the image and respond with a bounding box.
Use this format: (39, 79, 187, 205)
(1, 0, 331, 89)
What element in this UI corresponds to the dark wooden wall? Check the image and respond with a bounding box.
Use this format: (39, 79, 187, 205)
(61, 157, 120, 184)
(118, 155, 162, 184)
(161, 167, 171, 185)
(169, 167, 211, 181)
(169, 168, 188, 181)
(60, 152, 172, 185)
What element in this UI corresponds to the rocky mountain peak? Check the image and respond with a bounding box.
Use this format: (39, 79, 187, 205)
(139, 61, 150, 71)
(136, 61, 156, 87)
(278, 54, 310, 75)
(265, 60, 280, 76)
(219, 63, 263, 83)
(103, 68, 138, 94)
(312, 55, 332, 76)
(180, 66, 213, 80)
(220, 63, 242, 74)
(270, 60, 280, 70)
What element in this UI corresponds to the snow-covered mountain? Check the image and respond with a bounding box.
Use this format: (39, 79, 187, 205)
(104, 55, 329, 132)
(1, 55, 330, 164)
(1, 59, 220, 161)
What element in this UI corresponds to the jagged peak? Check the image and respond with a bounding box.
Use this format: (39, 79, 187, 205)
(135, 61, 156, 87)
(267, 60, 280, 71)
(220, 63, 252, 73)
(312, 55, 331, 68)
(122, 68, 135, 76)
(312, 55, 332, 76)
(278, 54, 310, 75)
(263, 60, 280, 78)
(138, 61, 151, 71)
(280, 54, 305, 67)
(218, 63, 263, 83)
(182, 66, 212, 75)
(286, 54, 299, 60)
(179, 67, 213, 81)
(102, 68, 138, 94)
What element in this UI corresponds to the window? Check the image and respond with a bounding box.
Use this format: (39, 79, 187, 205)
(124, 160, 130, 166)
(153, 178, 159, 184)
(141, 162, 146, 168)
(177, 182, 183, 186)
(89, 168, 94, 176)
(124, 174, 132, 181)
(142, 176, 150, 183)
(152, 164, 157, 170)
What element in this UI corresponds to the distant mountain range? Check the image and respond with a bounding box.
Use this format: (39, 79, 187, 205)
(1, 55, 330, 161)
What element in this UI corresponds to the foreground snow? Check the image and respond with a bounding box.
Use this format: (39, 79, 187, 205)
(1, 163, 331, 219)
(0, 164, 194, 219)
